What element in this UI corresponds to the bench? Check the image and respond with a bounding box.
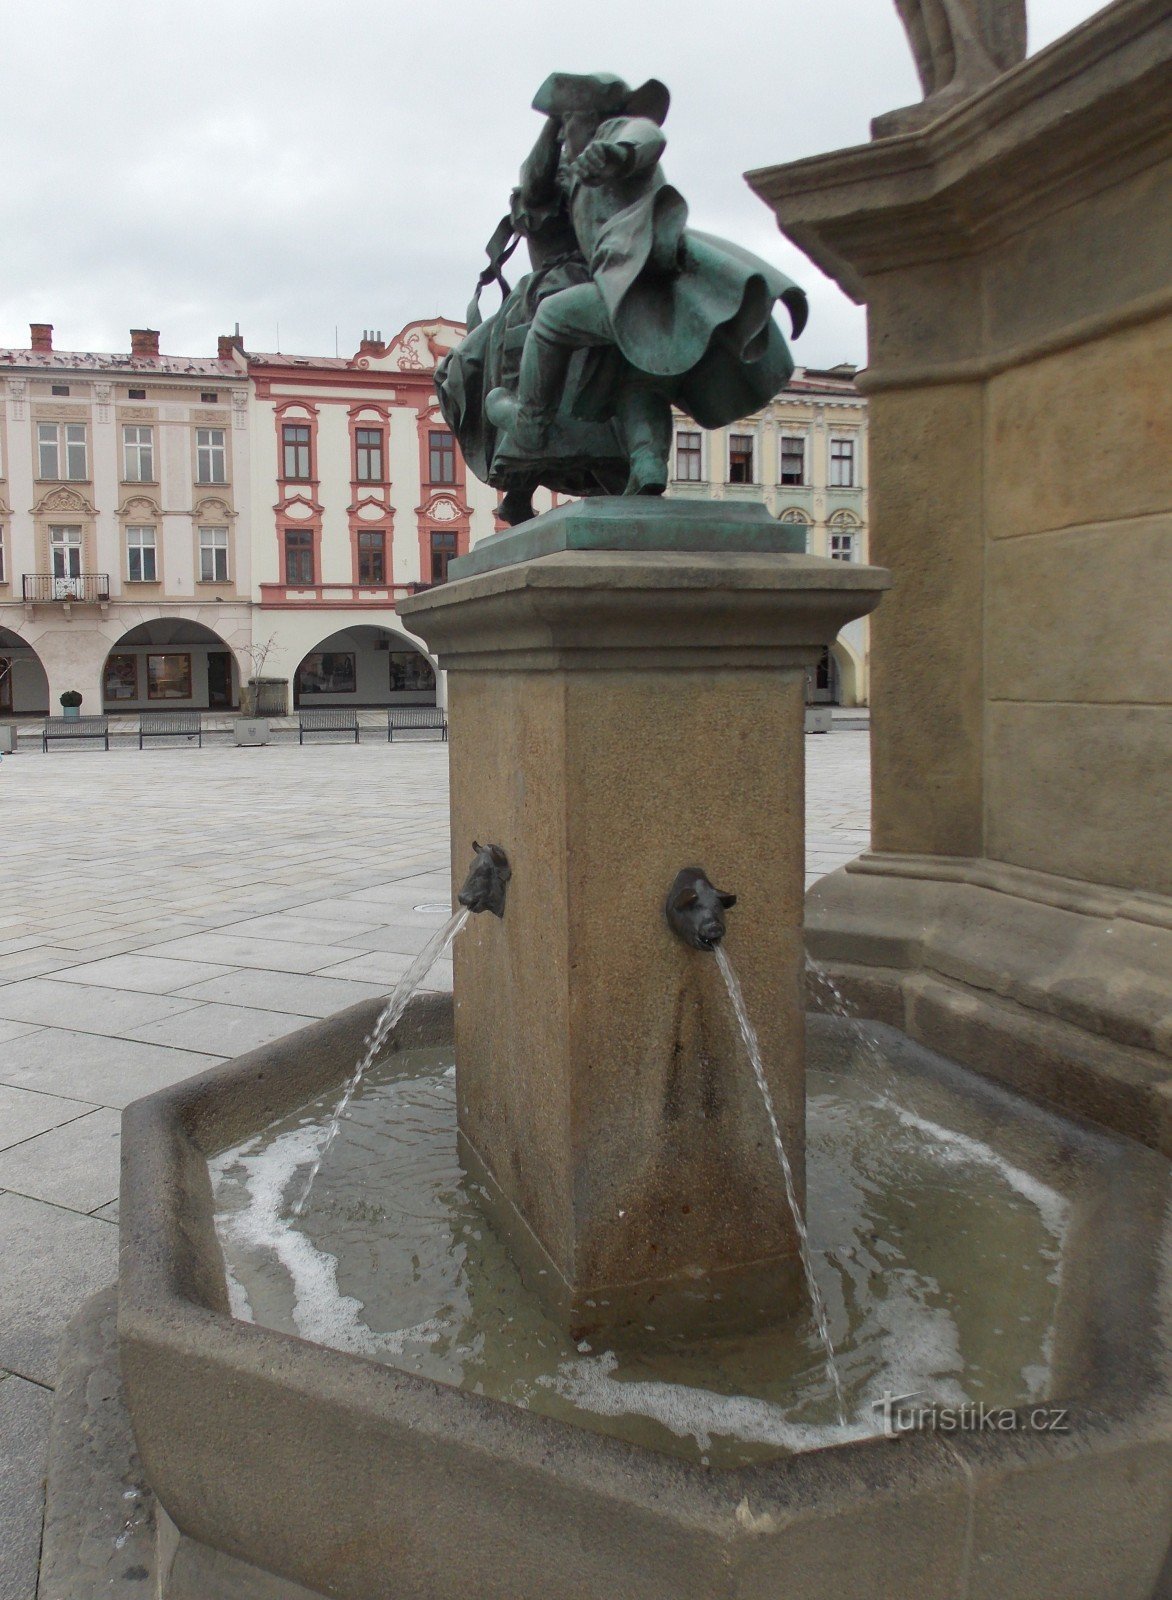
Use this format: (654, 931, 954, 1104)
(139, 710, 202, 748)
(388, 706, 447, 742)
(42, 715, 110, 751)
(299, 708, 360, 744)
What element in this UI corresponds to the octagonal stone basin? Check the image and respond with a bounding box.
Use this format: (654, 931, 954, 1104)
(119, 992, 1172, 1600)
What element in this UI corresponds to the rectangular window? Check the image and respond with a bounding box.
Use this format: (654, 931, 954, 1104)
(104, 653, 139, 701)
(37, 423, 59, 478)
(122, 424, 154, 481)
(282, 424, 311, 481)
(284, 528, 315, 584)
(780, 435, 805, 486)
(830, 438, 856, 488)
(128, 387, 146, 400)
(126, 525, 157, 582)
(196, 428, 227, 484)
(355, 427, 384, 483)
(298, 652, 356, 695)
(147, 653, 192, 700)
(728, 433, 754, 484)
(389, 650, 436, 692)
(201, 391, 218, 404)
(428, 429, 456, 485)
(430, 528, 457, 584)
(37, 422, 88, 480)
(675, 431, 702, 481)
(49, 525, 83, 579)
(358, 529, 386, 583)
(199, 525, 229, 582)
(51, 384, 69, 397)
(830, 531, 856, 561)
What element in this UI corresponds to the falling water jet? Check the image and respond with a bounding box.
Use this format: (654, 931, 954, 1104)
(716, 943, 848, 1426)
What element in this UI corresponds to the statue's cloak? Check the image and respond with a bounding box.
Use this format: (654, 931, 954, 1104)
(567, 115, 807, 428)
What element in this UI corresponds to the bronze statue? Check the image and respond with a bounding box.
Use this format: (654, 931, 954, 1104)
(436, 72, 807, 524)
(875, 0, 1027, 136)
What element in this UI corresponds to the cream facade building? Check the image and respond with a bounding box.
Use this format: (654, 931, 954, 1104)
(668, 363, 870, 704)
(0, 324, 253, 716)
(0, 323, 867, 719)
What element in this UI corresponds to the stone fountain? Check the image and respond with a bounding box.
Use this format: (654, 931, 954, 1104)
(41, 13, 1172, 1599)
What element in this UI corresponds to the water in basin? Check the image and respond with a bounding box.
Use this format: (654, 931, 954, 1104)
(211, 1017, 1123, 1468)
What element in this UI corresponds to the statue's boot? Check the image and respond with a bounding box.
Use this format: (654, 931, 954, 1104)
(619, 386, 671, 496)
(484, 388, 555, 454)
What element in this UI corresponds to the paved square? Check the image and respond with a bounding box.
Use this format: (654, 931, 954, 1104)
(0, 730, 869, 1596)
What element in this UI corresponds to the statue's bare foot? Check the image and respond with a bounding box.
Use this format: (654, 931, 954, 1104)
(623, 451, 668, 496)
(485, 388, 552, 454)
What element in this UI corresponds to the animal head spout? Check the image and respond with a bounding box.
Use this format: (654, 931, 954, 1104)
(458, 841, 512, 919)
(665, 868, 736, 951)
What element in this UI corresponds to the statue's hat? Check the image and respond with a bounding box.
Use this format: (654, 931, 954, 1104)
(532, 72, 670, 125)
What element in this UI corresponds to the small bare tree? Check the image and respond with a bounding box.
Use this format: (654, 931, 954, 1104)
(239, 635, 278, 716)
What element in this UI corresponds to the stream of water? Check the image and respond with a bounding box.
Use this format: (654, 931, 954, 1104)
(715, 945, 847, 1425)
(291, 906, 469, 1218)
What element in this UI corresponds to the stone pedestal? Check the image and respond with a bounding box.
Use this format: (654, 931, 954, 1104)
(747, 0, 1172, 1146)
(399, 501, 886, 1332)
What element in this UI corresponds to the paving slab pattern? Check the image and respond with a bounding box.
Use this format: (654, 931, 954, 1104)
(0, 732, 870, 1595)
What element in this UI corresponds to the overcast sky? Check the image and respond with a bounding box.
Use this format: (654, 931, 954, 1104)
(1, 0, 1107, 369)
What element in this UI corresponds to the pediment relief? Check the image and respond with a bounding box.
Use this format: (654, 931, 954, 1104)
(119, 493, 163, 520)
(33, 486, 97, 517)
(192, 495, 238, 522)
(275, 493, 321, 521)
(419, 493, 469, 523)
(353, 497, 393, 521)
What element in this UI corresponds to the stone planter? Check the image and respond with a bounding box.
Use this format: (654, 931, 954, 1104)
(805, 706, 833, 734)
(0, 724, 16, 753)
(234, 719, 269, 747)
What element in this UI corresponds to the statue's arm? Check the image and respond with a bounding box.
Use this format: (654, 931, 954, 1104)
(517, 115, 563, 206)
(572, 116, 665, 185)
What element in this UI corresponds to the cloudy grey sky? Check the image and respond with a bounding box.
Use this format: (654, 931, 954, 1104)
(1, 0, 1106, 368)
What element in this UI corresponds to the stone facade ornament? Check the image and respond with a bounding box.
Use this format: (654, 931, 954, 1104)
(875, 0, 1027, 136)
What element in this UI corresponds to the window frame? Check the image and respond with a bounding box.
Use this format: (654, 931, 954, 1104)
(126, 524, 158, 583)
(281, 423, 312, 483)
(146, 653, 192, 701)
(358, 528, 386, 584)
(428, 429, 456, 486)
(675, 430, 702, 482)
(355, 427, 385, 484)
(37, 421, 89, 481)
(430, 527, 458, 584)
(198, 524, 230, 583)
(829, 437, 856, 489)
(195, 427, 227, 485)
(122, 423, 155, 483)
(829, 530, 856, 562)
(284, 527, 315, 585)
(728, 432, 755, 485)
(779, 434, 806, 487)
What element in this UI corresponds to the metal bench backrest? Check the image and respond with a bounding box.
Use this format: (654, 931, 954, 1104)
(140, 711, 202, 746)
(43, 715, 110, 750)
(299, 707, 360, 742)
(387, 706, 447, 741)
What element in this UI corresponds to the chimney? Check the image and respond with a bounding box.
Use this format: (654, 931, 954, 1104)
(358, 329, 386, 358)
(218, 330, 245, 360)
(130, 328, 160, 359)
(30, 323, 53, 353)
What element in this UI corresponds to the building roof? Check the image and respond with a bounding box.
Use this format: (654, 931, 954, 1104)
(0, 348, 241, 377)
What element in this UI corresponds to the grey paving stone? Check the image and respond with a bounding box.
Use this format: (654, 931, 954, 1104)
(0, 1372, 51, 1600)
(315, 951, 415, 986)
(0, 1109, 122, 1213)
(218, 912, 385, 947)
(0, 1020, 43, 1045)
(0, 980, 198, 1037)
(49, 954, 235, 994)
(90, 1200, 119, 1223)
(127, 1003, 316, 1057)
(0, 1030, 222, 1110)
(137, 932, 356, 975)
(0, 1193, 117, 1385)
(332, 924, 437, 956)
(171, 968, 388, 1018)
(0, 1084, 96, 1152)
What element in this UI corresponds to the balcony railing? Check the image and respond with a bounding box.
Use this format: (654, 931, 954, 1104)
(23, 573, 111, 604)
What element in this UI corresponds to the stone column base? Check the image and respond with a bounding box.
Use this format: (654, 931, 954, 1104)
(806, 853, 1172, 1154)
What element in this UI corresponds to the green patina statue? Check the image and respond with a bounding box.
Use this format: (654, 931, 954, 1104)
(436, 72, 808, 525)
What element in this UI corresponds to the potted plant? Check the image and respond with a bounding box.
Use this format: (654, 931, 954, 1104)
(59, 690, 83, 721)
